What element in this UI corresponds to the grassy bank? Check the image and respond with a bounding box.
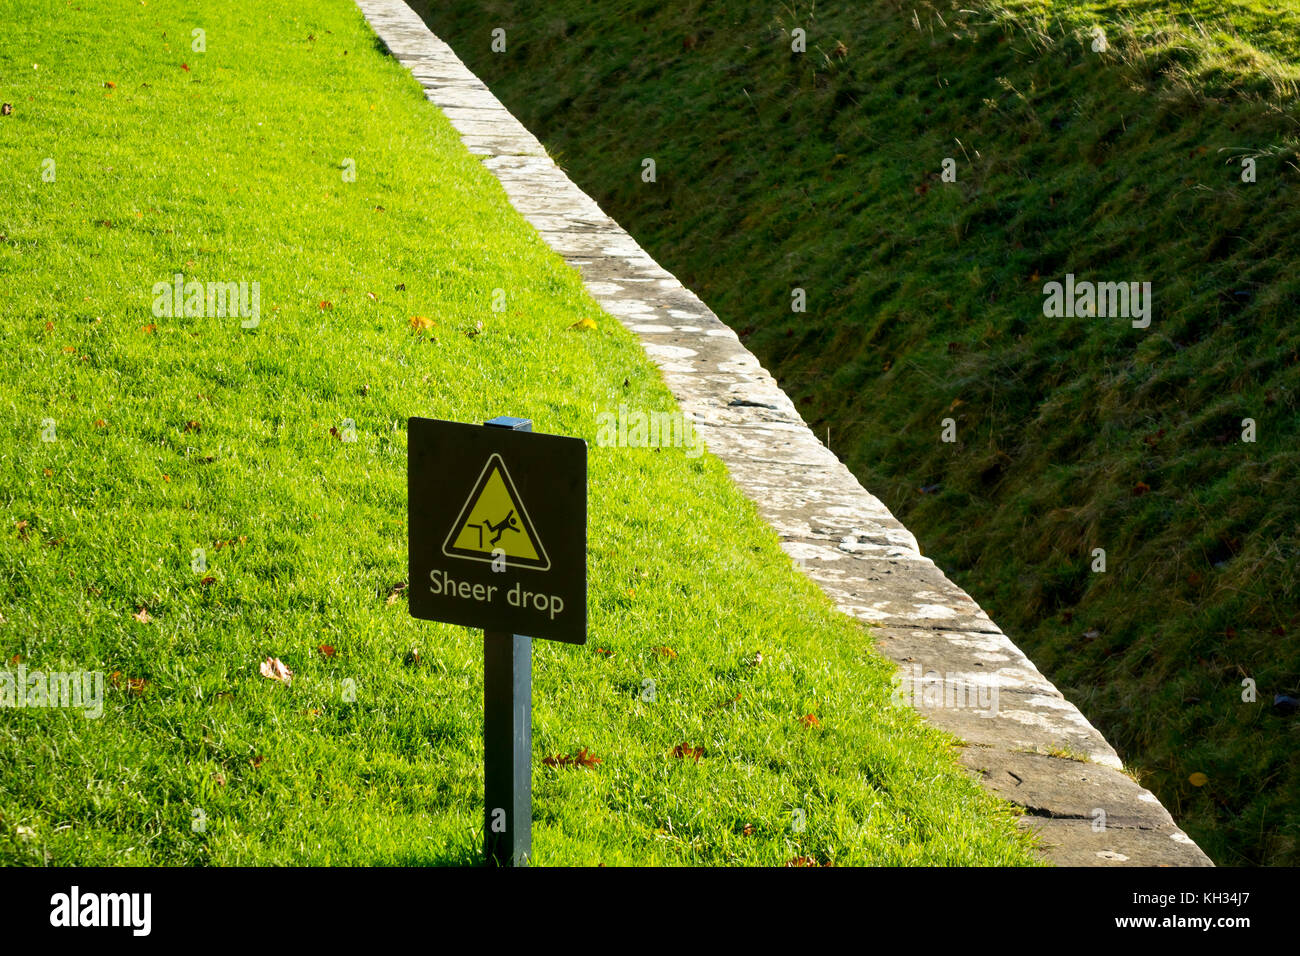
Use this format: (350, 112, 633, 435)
(416, 0, 1300, 864)
(0, 0, 1040, 865)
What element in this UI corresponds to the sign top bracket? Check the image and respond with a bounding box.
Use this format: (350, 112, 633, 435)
(485, 416, 532, 431)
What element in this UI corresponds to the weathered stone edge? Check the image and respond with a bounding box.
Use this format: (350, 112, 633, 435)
(354, 0, 1212, 867)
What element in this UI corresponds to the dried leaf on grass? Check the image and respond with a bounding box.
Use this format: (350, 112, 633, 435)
(543, 748, 602, 769)
(672, 743, 704, 763)
(259, 657, 293, 685)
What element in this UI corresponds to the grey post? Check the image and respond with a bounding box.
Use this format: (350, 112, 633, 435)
(482, 415, 532, 866)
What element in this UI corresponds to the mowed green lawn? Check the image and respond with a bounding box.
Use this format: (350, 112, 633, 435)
(0, 0, 1040, 865)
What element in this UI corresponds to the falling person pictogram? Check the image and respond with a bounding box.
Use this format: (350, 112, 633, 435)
(471, 509, 520, 548)
(443, 454, 550, 570)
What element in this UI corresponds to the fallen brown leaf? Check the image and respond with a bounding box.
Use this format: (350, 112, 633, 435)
(672, 743, 704, 763)
(109, 671, 147, 696)
(132, 607, 151, 624)
(259, 656, 293, 685)
(318, 644, 336, 658)
(799, 713, 821, 729)
(543, 749, 602, 769)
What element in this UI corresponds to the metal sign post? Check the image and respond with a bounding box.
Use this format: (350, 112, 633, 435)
(408, 415, 587, 867)
(482, 625, 531, 865)
(482, 416, 532, 867)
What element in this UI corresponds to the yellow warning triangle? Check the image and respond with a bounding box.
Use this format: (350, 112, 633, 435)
(442, 453, 549, 570)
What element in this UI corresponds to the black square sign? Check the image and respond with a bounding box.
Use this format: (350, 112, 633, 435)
(408, 417, 587, 644)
